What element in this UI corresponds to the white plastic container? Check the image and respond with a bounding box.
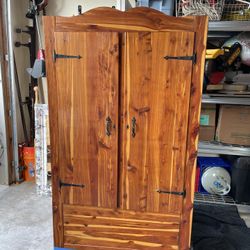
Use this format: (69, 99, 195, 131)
(136, 0, 174, 16)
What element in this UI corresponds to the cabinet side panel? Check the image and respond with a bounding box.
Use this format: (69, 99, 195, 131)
(179, 16, 208, 250)
(43, 16, 63, 246)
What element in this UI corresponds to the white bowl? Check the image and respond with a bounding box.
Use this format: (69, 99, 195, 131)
(201, 167, 231, 195)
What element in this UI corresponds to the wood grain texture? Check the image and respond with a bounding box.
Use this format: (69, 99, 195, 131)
(43, 16, 64, 247)
(179, 16, 208, 250)
(54, 7, 196, 33)
(43, 8, 208, 249)
(64, 244, 128, 250)
(63, 204, 180, 249)
(54, 31, 119, 208)
(120, 31, 195, 214)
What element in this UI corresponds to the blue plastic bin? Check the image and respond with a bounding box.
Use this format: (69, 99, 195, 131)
(197, 157, 231, 194)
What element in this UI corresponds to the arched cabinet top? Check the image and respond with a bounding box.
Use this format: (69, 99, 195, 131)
(43, 7, 208, 33)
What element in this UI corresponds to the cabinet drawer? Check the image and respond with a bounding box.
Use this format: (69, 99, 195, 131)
(63, 205, 180, 249)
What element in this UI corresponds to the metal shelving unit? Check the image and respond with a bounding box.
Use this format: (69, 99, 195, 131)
(194, 193, 250, 208)
(194, 193, 250, 207)
(202, 94, 250, 105)
(194, 192, 236, 205)
(200, 95, 250, 156)
(199, 141, 250, 156)
(197, 21, 250, 207)
(209, 21, 250, 32)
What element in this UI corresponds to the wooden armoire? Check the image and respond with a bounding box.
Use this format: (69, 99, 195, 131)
(44, 7, 208, 250)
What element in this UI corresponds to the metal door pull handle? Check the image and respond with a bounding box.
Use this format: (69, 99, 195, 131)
(131, 117, 136, 138)
(105, 116, 112, 136)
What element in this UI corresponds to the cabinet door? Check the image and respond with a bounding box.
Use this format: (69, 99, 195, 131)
(54, 32, 119, 208)
(120, 31, 195, 214)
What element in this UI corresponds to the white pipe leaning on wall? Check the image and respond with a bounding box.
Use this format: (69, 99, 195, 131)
(5, 0, 19, 182)
(0, 65, 9, 184)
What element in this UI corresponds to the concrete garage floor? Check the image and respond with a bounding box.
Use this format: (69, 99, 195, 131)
(0, 182, 53, 250)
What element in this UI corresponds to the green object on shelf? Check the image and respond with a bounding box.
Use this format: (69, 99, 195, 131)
(200, 115, 210, 126)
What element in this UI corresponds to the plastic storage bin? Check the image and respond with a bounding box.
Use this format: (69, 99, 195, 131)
(23, 147, 35, 182)
(197, 157, 231, 194)
(136, 0, 174, 16)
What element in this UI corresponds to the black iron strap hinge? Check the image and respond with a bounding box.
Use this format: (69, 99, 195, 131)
(156, 189, 186, 197)
(164, 53, 196, 65)
(59, 180, 85, 189)
(53, 50, 82, 62)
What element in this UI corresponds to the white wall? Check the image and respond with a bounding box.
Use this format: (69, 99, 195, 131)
(127, 0, 136, 8)
(46, 0, 117, 16)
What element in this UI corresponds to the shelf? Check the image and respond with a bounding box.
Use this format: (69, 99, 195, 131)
(208, 21, 250, 32)
(198, 141, 250, 156)
(202, 94, 250, 105)
(194, 192, 236, 206)
(207, 32, 234, 39)
(194, 193, 250, 208)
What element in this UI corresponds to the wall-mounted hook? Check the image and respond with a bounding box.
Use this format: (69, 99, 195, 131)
(78, 5, 82, 15)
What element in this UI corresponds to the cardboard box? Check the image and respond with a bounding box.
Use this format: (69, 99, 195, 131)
(200, 104, 216, 126)
(199, 126, 215, 141)
(216, 105, 250, 146)
(199, 104, 216, 141)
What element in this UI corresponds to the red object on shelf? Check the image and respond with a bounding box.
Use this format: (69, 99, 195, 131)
(209, 71, 224, 84)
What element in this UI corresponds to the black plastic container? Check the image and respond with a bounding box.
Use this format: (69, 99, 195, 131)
(231, 157, 250, 204)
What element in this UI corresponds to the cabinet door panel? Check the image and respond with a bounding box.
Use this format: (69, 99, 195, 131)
(120, 31, 195, 214)
(54, 32, 119, 208)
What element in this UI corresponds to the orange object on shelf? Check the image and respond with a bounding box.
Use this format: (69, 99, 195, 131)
(23, 147, 35, 182)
